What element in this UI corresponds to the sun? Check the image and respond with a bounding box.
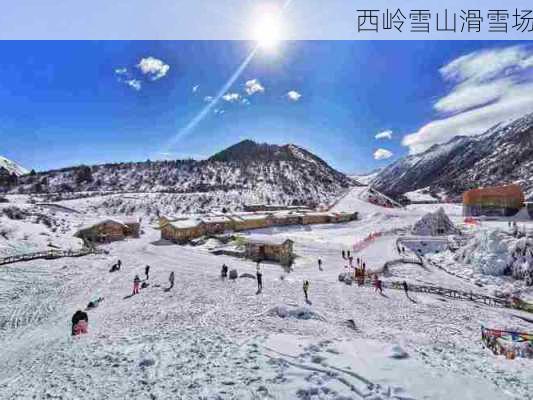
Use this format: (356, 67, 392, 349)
(251, 5, 283, 52)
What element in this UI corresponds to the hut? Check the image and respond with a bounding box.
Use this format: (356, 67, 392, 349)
(463, 185, 525, 217)
(301, 212, 331, 225)
(159, 217, 205, 243)
(74, 219, 134, 244)
(243, 238, 294, 266)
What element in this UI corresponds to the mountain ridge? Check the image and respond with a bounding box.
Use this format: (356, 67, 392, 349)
(372, 113, 533, 200)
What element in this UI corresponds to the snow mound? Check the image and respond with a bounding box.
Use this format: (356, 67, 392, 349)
(387, 344, 409, 359)
(411, 207, 460, 236)
(270, 305, 325, 321)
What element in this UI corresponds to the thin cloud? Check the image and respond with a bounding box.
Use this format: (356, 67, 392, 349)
(192, 85, 199, 93)
(125, 79, 142, 91)
(287, 90, 302, 101)
(375, 130, 393, 140)
(222, 92, 241, 103)
(404, 45, 533, 154)
(245, 79, 265, 96)
(374, 148, 393, 160)
(203, 96, 214, 103)
(137, 56, 170, 81)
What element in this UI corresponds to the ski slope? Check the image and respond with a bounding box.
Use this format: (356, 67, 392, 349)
(0, 190, 532, 399)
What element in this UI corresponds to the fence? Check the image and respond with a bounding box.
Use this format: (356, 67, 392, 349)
(0, 248, 107, 266)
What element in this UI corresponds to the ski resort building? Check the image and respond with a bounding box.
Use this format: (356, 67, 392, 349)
(75, 219, 140, 244)
(159, 217, 206, 244)
(159, 209, 359, 244)
(463, 185, 525, 217)
(243, 238, 294, 266)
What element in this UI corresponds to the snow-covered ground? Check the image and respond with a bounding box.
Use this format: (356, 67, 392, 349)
(0, 188, 532, 399)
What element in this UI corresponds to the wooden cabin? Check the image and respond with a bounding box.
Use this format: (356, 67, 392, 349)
(463, 185, 525, 217)
(159, 217, 205, 243)
(74, 219, 135, 244)
(244, 238, 294, 266)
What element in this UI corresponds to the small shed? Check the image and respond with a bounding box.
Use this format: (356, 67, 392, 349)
(244, 237, 294, 266)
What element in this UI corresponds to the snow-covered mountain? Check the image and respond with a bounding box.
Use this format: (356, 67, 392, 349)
(372, 113, 533, 200)
(350, 168, 382, 186)
(8, 140, 354, 210)
(0, 156, 29, 177)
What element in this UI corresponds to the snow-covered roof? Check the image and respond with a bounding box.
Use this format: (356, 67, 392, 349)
(201, 216, 233, 224)
(234, 214, 269, 221)
(169, 218, 203, 229)
(244, 237, 293, 246)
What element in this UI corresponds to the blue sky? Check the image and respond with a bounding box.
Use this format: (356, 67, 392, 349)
(1, 40, 532, 173)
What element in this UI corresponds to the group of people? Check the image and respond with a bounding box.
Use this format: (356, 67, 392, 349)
(396, 245, 407, 255)
(219, 260, 312, 302)
(72, 261, 176, 336)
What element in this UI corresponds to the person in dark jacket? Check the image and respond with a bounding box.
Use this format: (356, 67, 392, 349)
(303, 280, 310, 302)
(169, 271, 175, 289)
(402, 280, 409, 296)
(317, 258, 323, 271)
(221, 264, 228, 278)
(342, 250, 346, 260)
(145, 265, 150, 280)
(71, 310, 88, 336)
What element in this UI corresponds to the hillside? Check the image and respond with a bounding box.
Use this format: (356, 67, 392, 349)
(372, 113, 533, 200)
(5, 140, 354, 213)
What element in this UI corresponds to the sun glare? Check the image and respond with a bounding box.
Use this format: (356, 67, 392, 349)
(252, 5, 283, 52)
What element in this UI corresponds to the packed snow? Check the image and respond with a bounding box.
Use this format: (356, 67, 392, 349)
(0, 187, 532, 399)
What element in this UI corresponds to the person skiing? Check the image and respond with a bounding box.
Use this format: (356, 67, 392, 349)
(256, 262, 263, 292)
(303, 280, 310, 302)
(401, 246, 405, 254)
(71, 309, 88, 336)
(341, 250, 346, 260)
(374, 277, 383, 294)
(357, 257, 360, 267)
(402, 280, 409, 296)
(169, 271, 175, 289)
(133, 274, 141, 295)
(117, 259, 122, 269)
(317, 258, 323, 271)
(221, 264, 228, 278)
(347, 250, 351, 258)
(145, 265, 150, 280)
